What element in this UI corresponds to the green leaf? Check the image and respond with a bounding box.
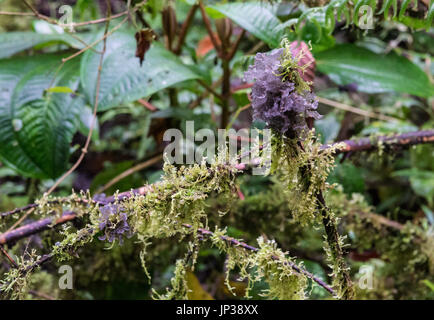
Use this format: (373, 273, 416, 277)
(0, 31, 92, 59)
(80, 30, 202, 111)
(0, 55, 84, 178)
(32, 20, 65, 34)
(422, 280, 434, 292)
(208, 2, 283, 48)
(316, 44, 434, 97)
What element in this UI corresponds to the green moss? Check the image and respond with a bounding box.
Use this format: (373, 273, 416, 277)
(271, 130, 344, 225)
(327, 186, 434, 299)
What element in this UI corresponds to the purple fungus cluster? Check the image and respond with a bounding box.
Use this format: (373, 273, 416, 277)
(244, 43, 320, 139)
(98, 204, 133, 245)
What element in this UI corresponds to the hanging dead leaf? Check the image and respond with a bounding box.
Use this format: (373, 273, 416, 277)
(289, 41, 316, 85)
(135, 28, 156, 66)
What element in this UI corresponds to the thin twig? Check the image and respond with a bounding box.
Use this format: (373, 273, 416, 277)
(0, 245, 18, 268)
(6, 208, 34, 233)
(198, 1, 222, 56)
(246, 41, 266, 55)
(71, 11, 129, 28)
(174, 4, 199, 55)
(59, 0, 148, 64)
(96, 154, 163, 193)
(197, 80, 224, 100)
(6, 2, 130, 28)
(23, 0, 57, 24)
(226, 29, 245, 61)
(317, 96, 399, 123)
(60, 15, 129, 64)
(356, 211, 404, 231)
(137, 99, 158, 112)
(46, 2, 113, 196)
(220, 59, 231, 128)
(0, 11, 34, 16)
(226, 103, 251, 130)
(189, 77, 223, 109)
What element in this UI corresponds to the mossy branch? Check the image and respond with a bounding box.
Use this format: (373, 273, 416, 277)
(2, 130, 432, 219)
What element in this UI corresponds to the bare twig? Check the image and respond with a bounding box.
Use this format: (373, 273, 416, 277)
(220, 59, 231, 128)
(0, 245, 18, 268)
(198, 1, 222, 56)
(60, 15, 129, 64)
(174, 4, 199, 55)
(356, 211, 404, 231)
(226, 103, 251, 130)
(189, 77, 223, 109)
(0, 11, 34, 16)
(46, 2, 113, 196)
(6, 208, 34, 233)
(317, 96, 399, 123)
(59, 1, 148, 64)
(22, 0, 57, 24)
(226, 29, 245, 61)
(197, 80, 224, 100)
(8, 1, 132, 28)
(96, 154, 163, 193)
(137, 99, 158, 112)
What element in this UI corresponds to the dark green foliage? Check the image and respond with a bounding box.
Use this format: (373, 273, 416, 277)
(0, 0, 433, 301)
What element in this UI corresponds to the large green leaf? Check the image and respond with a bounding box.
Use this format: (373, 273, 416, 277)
(316, 44, 434, 97)
(208, 2, 283, 48)
(0, 32, 92, 59)
(0, 55, 84, 178)
(80, 30, 202, 111)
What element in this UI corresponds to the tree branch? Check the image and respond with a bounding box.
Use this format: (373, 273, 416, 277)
(174, 4, 199, 55)
(198, 1, 222, 57)
(323, 130, 434, 155)
(183, 224, 336, 296)
(0, 214, 336, 297)
(1, 130, 433, 219)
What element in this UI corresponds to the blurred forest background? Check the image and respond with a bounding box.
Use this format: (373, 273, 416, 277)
(0, 0, 433, 300)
